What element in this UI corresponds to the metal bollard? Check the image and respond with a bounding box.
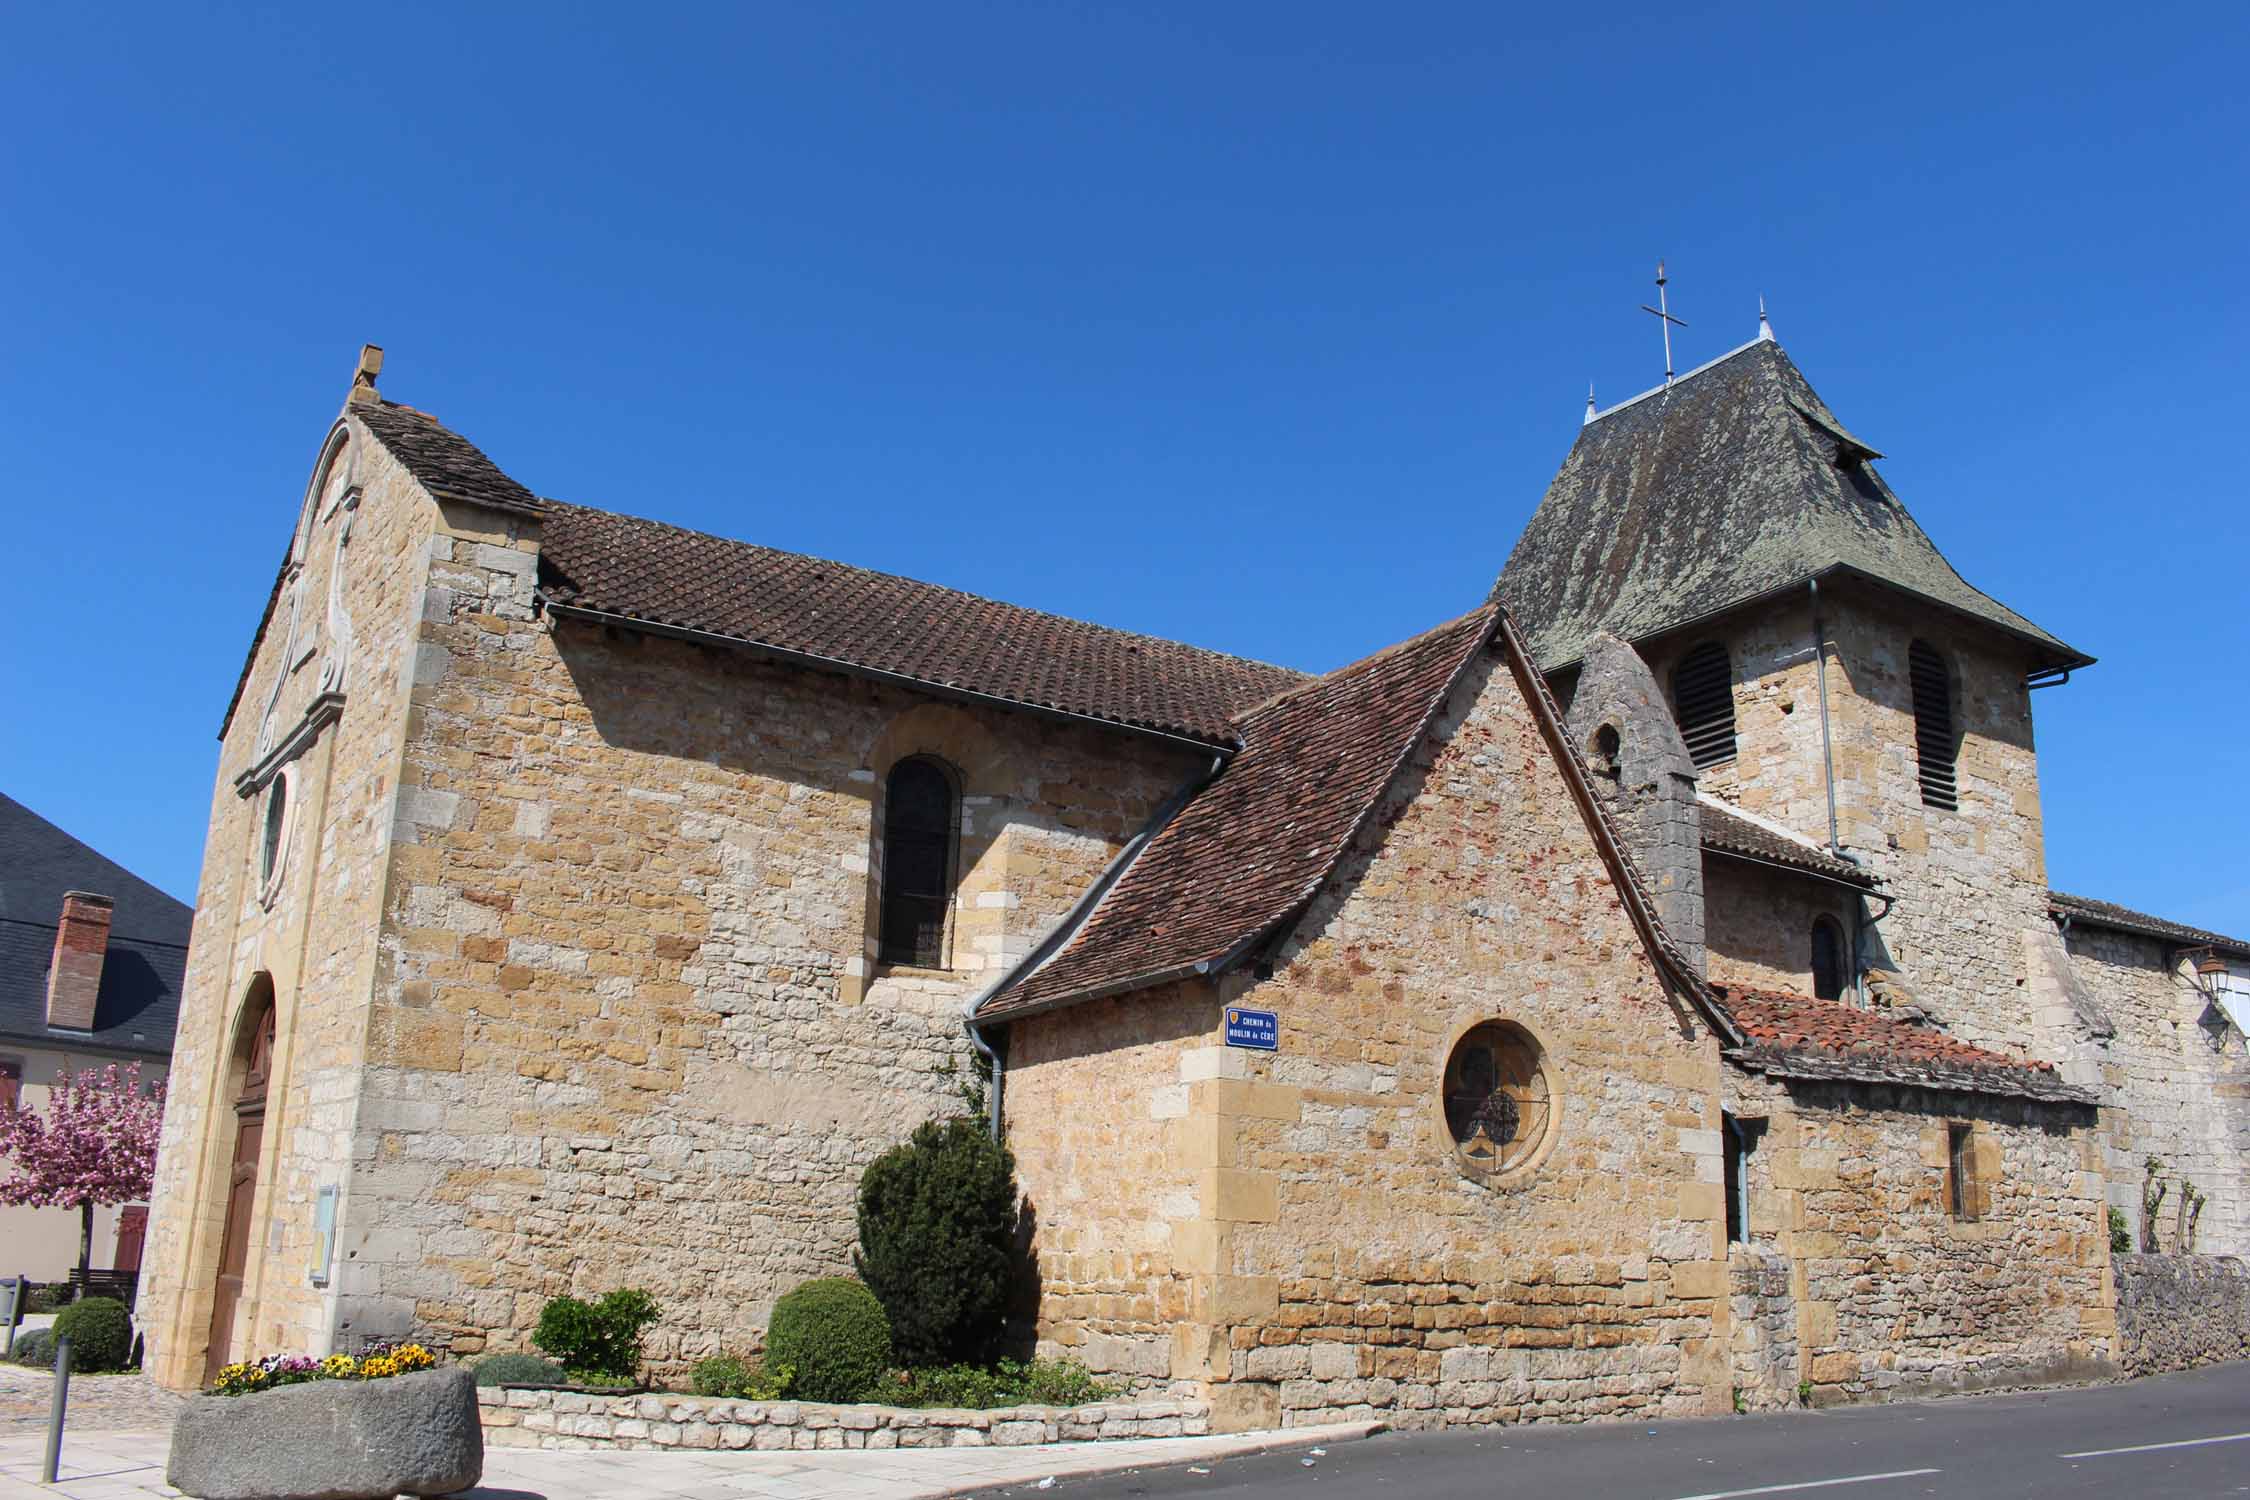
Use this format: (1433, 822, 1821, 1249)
(42, 1334, 72, 1485)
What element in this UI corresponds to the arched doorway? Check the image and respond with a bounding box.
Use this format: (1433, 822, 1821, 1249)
(204, 980, 276, 1383)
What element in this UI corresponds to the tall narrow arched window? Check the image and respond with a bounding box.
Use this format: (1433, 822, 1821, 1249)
(1672, 641, 1738, 770)
(1908, 640, 1958, 810)
(1811, 916, 1847, 1002)
(879, 757, 957, 967)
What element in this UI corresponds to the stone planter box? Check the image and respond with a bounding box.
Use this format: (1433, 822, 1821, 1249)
(478, 1384, 1211, 1451)
(169, 1366, 483, 1500)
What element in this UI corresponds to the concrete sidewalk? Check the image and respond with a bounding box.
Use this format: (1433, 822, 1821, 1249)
(0, 1419, 1379, 1499)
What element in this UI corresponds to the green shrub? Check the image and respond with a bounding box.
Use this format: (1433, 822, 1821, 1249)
(532, 1289, 660, 1381)
(855, 1116, 1020, 1366)
(875, 1358, 1117, 1410)
(689, 1351, 795, 1399)
(8, 1329, 57, 1368)
(472, 1352, 568, 1388)
(2109, 1206, 2132, 1256)
(766, 1279, 890, 1403)
(53, 1297, 133, 1372)
(691, 1352, 751, 1396)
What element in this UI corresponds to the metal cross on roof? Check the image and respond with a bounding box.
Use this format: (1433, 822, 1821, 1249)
(1640, 260, 1687, 385)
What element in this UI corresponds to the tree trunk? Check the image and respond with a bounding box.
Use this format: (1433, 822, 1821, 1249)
(78, 1200, 94, 1281)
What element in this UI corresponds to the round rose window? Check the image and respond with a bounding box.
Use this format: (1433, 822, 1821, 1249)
(1442, 1022, 1553, 1177)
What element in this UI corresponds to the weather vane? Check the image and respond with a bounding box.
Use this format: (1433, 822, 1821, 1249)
(1640, 260, 1687, 385)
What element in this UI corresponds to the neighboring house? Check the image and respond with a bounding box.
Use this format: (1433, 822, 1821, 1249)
(137, 336, 2238, 1422)
(0, 793, 188, 1282)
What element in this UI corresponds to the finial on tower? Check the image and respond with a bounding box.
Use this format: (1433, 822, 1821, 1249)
(1757, 296, 1774, 344)
(349, 344, 384, 406)
(1639, 261, 1687, 386)
(1583, 383, 1597, 426)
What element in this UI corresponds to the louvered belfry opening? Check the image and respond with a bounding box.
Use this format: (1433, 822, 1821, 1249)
(1909, 640, 1958, 810)
(1671, 641, 1738, 770)
(879, 756, 957, 967)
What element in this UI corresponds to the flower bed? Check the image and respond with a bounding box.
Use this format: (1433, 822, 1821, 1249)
(477, 1385, 1210, 1451)
(209, 1342, 437, 1395)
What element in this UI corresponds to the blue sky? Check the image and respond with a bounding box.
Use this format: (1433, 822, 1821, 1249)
(2, 2, 2243, 932)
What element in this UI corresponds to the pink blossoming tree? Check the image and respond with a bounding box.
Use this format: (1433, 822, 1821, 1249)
(0, 1062, 167, 1280)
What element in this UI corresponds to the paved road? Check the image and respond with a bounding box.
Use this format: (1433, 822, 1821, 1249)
(980, 1363, 2250, 1499)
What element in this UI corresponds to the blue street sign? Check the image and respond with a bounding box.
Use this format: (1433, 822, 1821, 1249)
(1224, 1007, 1278, 1050)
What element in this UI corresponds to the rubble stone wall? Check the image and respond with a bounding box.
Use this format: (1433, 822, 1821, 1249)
(2111, 1253, 2250, 1374)
(477, 1386, 1211, 1450)
(337, 535, 1201, 1371)
(2063, 927, 2250, 1258)
(1704, 861, 1857, 1001)
(1724, 1074, 2111, 1405)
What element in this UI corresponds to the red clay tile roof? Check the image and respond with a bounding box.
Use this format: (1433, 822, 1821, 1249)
(537, 501, 1305, 746)
(1713, 984, 2093, 1104)
(353, 399, 545, 518)
(2048, 890, 2250, 957)
(979, 606, 1501, 1018)
(1700, 802, 1878, 889)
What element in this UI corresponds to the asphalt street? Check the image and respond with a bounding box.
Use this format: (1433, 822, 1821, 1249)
(975, 1362, 2250, 1500)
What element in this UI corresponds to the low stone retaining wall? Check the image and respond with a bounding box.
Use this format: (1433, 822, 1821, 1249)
(2113, 1253, 2250, 1375)
(477, 1386, 1212, 1451)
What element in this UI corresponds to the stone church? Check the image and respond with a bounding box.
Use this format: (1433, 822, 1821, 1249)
(140, 324, 2247, 1427)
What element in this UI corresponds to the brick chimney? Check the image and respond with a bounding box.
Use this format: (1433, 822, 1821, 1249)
(45, 891, 114, 1032)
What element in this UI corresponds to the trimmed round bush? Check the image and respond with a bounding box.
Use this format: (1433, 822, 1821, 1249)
(855, 1117, 1020, 1366)
(53, 1296, 133, 1372)
(9, 1328, 57, 1367)
(472, 1351, 567, 1387)
(765, 1278, 891, 1404)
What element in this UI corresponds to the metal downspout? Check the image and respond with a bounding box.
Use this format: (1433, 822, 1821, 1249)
(1809, 578, 1842, 855)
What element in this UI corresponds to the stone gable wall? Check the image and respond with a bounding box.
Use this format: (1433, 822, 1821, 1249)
(143, 417, 443, 1387)
(340, 551, 1201, 1369)
(2063, 926, 2250, 1257)
(1192, 646, 1733, 1429)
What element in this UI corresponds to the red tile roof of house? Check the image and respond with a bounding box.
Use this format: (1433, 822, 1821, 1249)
(536, 500, 1306, 746)
(980, 606, 1501, 1018)
(1713, 984, 2093, 1104)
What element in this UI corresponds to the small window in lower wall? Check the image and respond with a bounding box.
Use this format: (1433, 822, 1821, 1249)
(1724, 1114, 1764, 1243)
(1946, 1122, 1977, 1220)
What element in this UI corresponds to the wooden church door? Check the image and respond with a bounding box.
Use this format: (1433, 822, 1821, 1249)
(205, 1002, 275, 1383)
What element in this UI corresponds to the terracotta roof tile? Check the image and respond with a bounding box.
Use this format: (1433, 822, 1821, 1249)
(1713, 984, 2093, 1104)
(1700, 801, 1877, 888)
(981, 606, 1500, 1018)
(536, 501, 1304, 745)
(2049, 890, 2250, 957)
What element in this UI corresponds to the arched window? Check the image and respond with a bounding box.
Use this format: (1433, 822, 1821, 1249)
(260, 778, 289, 886)
(1811, 916, 1847, 1002)
(1672, 641, 1737, 770)
(1588, 723, 1622, 781)
(879, 757, 957, 967)
(1908, 640, 1957, 810)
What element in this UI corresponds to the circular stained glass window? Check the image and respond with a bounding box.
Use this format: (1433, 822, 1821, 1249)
(1442, 1022, 1553, 1177)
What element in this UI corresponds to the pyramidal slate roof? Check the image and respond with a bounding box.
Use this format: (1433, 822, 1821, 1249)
(0, 793, 191, 1057)
(1493, 336, 2090, 674)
